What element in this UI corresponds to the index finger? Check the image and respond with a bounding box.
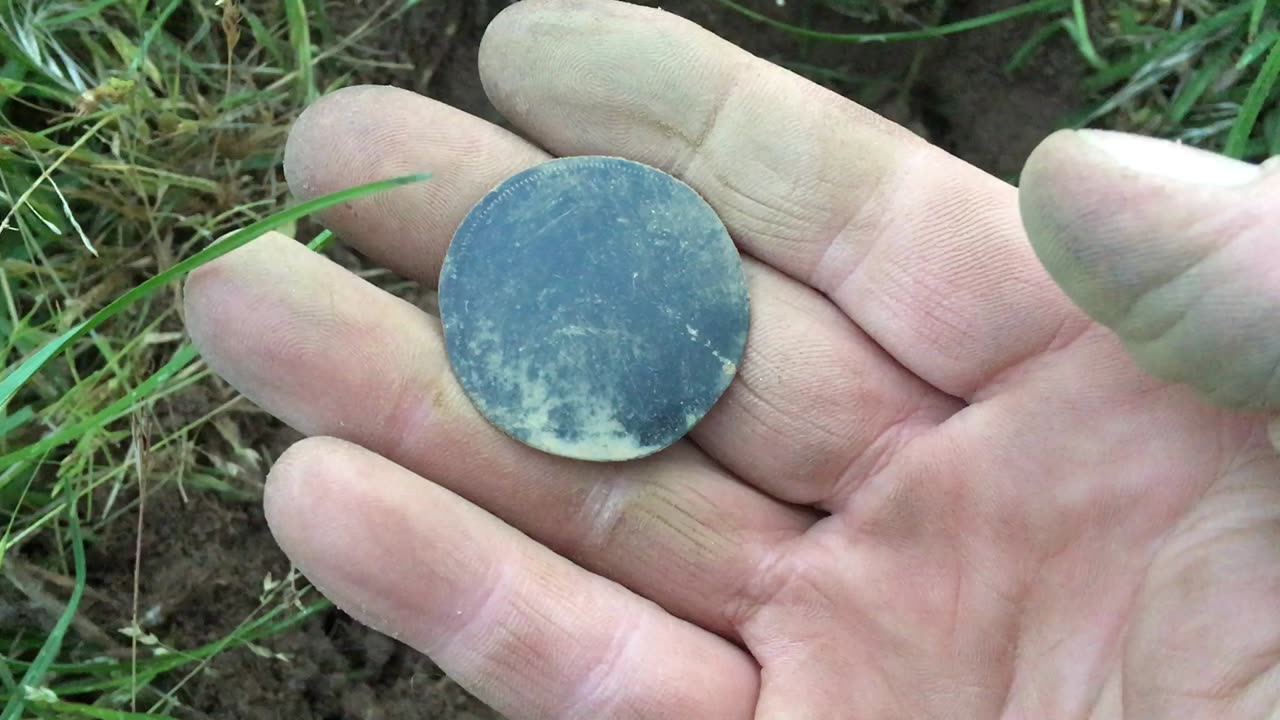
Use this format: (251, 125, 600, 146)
(479, 0, 1090, 399)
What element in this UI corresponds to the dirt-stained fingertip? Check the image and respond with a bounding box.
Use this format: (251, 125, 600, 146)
(1020, 128, 1280, 411)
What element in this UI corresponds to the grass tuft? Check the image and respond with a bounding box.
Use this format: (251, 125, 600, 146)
(0, 172, 429, 410)
(716, 0, 1073, 43)
(724, 0, 1279, 161)
(1, 496, 84, 720)
(1225, 32, 1280, 157)
(1, 1, 425, 716)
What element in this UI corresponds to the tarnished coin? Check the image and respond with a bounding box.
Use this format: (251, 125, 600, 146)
(439, 156, 749, 462)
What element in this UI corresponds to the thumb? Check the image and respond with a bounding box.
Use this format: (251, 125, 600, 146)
(1019, 129, 1279, 433)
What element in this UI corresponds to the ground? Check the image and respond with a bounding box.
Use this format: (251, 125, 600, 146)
(5, 1, 1086, 717)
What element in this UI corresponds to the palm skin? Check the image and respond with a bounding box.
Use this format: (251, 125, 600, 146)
(183, 1, 1280, 718)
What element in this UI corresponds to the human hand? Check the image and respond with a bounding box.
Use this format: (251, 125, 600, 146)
(183, 1, 1280, 718)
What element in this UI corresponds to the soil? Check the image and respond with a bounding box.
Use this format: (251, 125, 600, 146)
(8, 1, 1083, 718)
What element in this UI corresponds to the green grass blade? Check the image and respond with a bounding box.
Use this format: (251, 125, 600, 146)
(1268, 104, 1280, 154)
(44, 600, 331, 698)
(310, 0, 338, 48)
(714, 0, 1070, 43)
(0, 231, 337, 470)
(1250, 0, 1270, 40)
(87, 164, 222, 194)
(1075, 5, 1256, 128)
(1169, 44, 1236, 125)
(44, 702, 177, 720)
(0, 56, 26, 113)
(129, 0, 183, 78)
(0, 405, 33, 440)
(0, 24, 75, 98)
(238, 6, 288, 67)
(150, 31, 216, 85)
(1084, 5, 1249, 92)
(0, 653, 16, 693)
(1238, 29, 1280, 70)
(0, 498, 86, 720)
(1066, 0, 1106, 69)
(42, 0, 120, 28)
(0, 173, 430, 410)
(284, 0, 318, 104)
(307, 229, 335, 252)
(0, 232, 335, 472)
(0, 345, 198, 470)
(1005, 21, 1063, 74)
(1225, 36, 1280, 159)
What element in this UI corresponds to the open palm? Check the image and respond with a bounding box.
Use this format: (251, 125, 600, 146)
(184, 2, 1280, 718)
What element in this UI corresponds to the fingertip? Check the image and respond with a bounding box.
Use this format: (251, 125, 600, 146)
(1018, 128, 1264, 327)
(283, 84, 417, 202)
(264, 436, 345, 515)
(185, 228, 294, 285)
(477, 0, 738, 167)
(261, 435, 416, 579)
(263, 437, 320, 553)
(183, 230, 297, 360)
(1019, 130, 1280, 410)
(479, 0, 608, 81)
(183, 230, 440, 442)
(282, 81, 549, 282)
(1018, 129, 1096, 303)
(1023, 129, 1269, 192)
(264, 436, 360, 554)
(479, 0, 563, 117)
(262, 437, 437, 640)
(1020, 127, 1077, 174)
(1074, 129, 1265, 187)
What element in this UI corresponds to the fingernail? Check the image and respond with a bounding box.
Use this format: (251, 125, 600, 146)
(1077, 129, 1263, 187)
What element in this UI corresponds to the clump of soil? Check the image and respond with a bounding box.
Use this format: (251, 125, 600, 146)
(12, 1, 1084, 718)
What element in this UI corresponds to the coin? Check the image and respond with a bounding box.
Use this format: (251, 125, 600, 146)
(439, 156, 749, 462)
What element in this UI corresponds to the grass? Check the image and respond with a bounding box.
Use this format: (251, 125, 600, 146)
(721, 0, 1279, 161)
(0, 0, 429, 716)
(0, 0, 1275, 717)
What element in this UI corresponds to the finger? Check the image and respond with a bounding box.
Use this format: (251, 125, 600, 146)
(1020, 129, 1280, 411)
(282, 84, 548, 282)
(707, 259, 958, 506)
(184, 232, 812, 637)
(282, 85, 956, 507)
(478, 0, 1086, 399)
(267, 437, 758, 720)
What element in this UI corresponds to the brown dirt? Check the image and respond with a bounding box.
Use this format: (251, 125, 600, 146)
(9, 1, 1083, 718)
